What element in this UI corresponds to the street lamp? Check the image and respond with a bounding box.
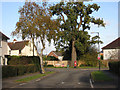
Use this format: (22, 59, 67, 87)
(91, 32, 101, 71)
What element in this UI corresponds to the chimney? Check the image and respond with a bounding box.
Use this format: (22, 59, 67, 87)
(13, 39, 17, 43)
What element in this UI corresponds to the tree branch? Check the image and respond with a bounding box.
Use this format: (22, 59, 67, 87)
(60, 13, 65, 23)
(78, 16, 82, 30)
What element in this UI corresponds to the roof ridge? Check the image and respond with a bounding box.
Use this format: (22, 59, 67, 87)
(102, 37, 120, 49)
(8, 40, 30, 50)
(8, 40, 29, 43)
(0, 31, 10, 39)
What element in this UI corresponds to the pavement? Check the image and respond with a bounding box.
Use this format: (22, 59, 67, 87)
(2, 68, 120, 89)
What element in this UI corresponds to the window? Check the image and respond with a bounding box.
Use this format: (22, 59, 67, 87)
(9, 50, 11, 55)
(19, 50, 21, 54)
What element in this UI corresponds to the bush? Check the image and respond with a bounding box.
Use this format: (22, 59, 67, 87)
(44, 62, 48, 67)
(80, 64, 86, 67)
(47, 65, 54, 67)
(7, 56, 40, 65)
(79, 53, 98, 67)
(108, 61, 120, 76)
(43, 56, 58, 61)
(2, 65, 40, 78)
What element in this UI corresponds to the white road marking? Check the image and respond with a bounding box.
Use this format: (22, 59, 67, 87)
(19, 83, 26, 86)
(10, 83, 27, 88)
(90, 79, 94, 88)
(61, 82, 65, 84)
(78, 82, 81, 84)
(36, 79, 41, 82)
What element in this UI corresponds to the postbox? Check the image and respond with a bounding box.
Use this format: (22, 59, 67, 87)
(74, 61, 77, 68)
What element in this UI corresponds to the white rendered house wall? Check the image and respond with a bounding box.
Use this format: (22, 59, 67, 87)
(103, 49, 119, 60)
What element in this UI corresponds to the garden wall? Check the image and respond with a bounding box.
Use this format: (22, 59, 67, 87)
(43, 60, 71, 67)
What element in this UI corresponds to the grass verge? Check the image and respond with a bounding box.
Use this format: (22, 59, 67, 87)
(16, 71, 54, 83)
(91, 71, 113, 82)
(78, 66, 108, 68)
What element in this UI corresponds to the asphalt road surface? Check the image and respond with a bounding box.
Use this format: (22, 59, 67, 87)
(10, 68, 94, 88)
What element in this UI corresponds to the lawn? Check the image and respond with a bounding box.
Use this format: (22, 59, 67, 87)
(16, 71, 55, 83)
(91, 71, 113, 82)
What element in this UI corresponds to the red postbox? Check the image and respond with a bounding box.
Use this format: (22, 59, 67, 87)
(74, 61, 77, 68)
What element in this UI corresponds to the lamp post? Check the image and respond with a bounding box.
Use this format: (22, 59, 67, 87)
(91, 32, 101, 71)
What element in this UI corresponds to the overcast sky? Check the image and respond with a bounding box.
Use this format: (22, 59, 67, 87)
(0, 0, 119, 54)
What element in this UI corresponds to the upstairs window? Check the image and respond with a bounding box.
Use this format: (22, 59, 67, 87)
(9, 50, 11, 55)
(19, 50, 21, 54)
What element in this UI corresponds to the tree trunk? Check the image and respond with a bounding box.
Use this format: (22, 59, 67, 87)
(71, 40, 77, 67)
(32, 38, 45, 74)
(39, 50, 45, 74)
(32, 38, 34, 56)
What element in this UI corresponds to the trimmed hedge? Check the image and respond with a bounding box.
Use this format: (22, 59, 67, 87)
(108, 61, 120, 76)
(2, 64, 40, 78)
(7, 56, 40, 65)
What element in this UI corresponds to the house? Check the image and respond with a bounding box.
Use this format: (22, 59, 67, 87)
(48, 51, 64, 61)
(102, 37, 120, 60)
(0, 32, 10, 65)
(8, 39, 38, 56)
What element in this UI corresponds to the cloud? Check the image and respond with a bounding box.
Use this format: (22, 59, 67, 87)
(104, 20, 110, 26)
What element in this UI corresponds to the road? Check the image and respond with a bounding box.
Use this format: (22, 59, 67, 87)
(9, 68, 94, 88)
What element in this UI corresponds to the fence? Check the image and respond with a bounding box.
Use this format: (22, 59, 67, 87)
(43, 60, 71, 67)
(44, 60, 113, 67)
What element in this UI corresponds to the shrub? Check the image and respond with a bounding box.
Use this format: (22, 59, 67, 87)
(7, 56, 40, 65)
(47, 65, 54, 67)
(43, 56, 58, 61)
(2, 65, 40, 78)
(79, 53, 98, 67)
(80, 64, 86, 67)
(44, 62, 48, 67)
(108, 61, 120, 76)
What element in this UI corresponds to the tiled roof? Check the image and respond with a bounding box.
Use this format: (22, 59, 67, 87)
(0, 31, 10, 39)
(53, 51, 63, 56)
(8, 40, 29, 50)
(102, 37, 120, 49)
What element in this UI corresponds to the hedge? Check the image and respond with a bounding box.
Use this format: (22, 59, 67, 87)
(108, 61, 120, 76)
(43, 56, 58, 61)
(7, 56, 40, 65)
(2, 64, 40, 78)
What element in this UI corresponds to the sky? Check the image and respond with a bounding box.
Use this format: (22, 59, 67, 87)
(0, 0, 119, 54)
